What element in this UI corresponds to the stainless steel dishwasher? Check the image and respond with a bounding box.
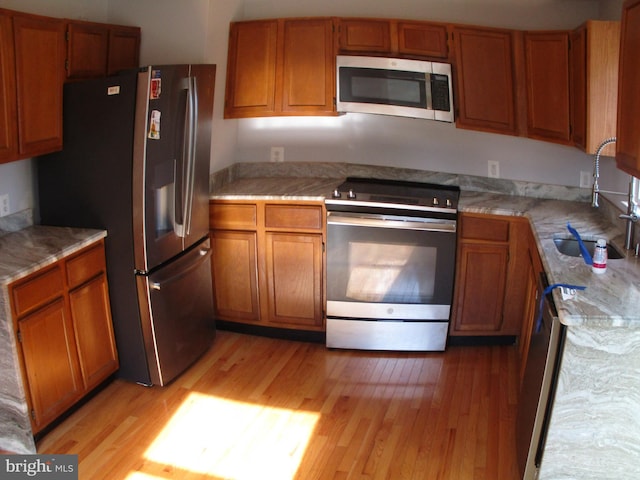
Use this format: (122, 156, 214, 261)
(516, 273, 565, 479)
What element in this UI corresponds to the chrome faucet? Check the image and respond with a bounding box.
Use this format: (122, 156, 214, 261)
(620, 176, 639, 250)
(592, 137, 617, 208)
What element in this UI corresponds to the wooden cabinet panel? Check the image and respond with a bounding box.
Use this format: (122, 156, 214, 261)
(452, 213, 533, 337)
(10, 240, 117, 433)
(265, 233, 323, 328)
(107, 25, 140, 75)
(224, 20, 278, 117)
(210, 200, 325, 331)
(0, 14, 17, 163)
(18, 299, 82, 430)
(453, 27, 518, 135)
(281, 18, 335, 114)
(616, 0, 640, 177)
(524, 32, 571, 144)
(12, 12, 64, 158)
(209, 202, 258, 229)
(11, 265, 64, 317)
(579, 21, 619, 155)
(338, 18, 392, 52)
(210, 230, 260, 323)
(518, 230, 543, 386)
(66, 21, 140, 79)
(66, 21, 109, 79)
(69, 274, 118, 390)
(66, 242, 105, 289)
(397, 21, 449, 58)
(460, 215, 510, 242)
(452, 242, 509, 333)
(225, 18, 335, 118)
(570, 27, 587, 150)
(265, 204, 323, 230)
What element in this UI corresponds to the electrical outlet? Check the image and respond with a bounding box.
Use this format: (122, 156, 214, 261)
(488, 160, 500, 178)
(580, 171, 592, 188)
(0, 194, 9, 217)
(270, 146, 284, 163)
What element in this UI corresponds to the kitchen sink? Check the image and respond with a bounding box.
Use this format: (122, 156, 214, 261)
(553, 237, 624, 259)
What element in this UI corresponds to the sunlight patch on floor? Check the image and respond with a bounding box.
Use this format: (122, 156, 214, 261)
(129, 392, 319, 480)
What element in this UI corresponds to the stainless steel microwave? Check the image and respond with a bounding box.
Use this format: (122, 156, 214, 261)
(336, 55, 454, 122)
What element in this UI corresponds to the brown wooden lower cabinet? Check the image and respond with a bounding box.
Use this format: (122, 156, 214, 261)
(210, 199, 325, 332)
(450, 212, 531, 337)
(9, 239, 118, 433)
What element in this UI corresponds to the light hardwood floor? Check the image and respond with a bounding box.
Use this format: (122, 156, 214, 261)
(38, 330, 520, 480)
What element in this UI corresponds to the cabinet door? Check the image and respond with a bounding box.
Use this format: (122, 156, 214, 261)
(265, 232, 324, 329)
(19, 299, 82, 431)
(13, 13, 64, 157)
(570, 27, 587, 151)
(210, 230, 260, 323)
(616, 0, 640, 177)
(0, 14, 17, 164)
(524, 32, 571, 144)
(337, 18, 392, 53)
(451, 242, 509, 333)
(453, 27, 518, 135)
(397, 21, 449, 58)
(66, 21, 108, 80)
(107, 25, 140, 75)
(224, 20, 278, 118)
(69, 274, 118, 390)
(281, 18, 335, 115)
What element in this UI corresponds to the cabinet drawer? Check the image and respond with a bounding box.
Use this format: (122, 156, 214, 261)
(210, 203, 257, 230)
(461, 214, 510, 242)
(66, 242, 105, 289)
(265, 204, 323, 230)
(11, 265, 64, 316)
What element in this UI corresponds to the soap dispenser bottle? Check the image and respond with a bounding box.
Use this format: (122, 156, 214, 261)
(592, 239, 608, 274)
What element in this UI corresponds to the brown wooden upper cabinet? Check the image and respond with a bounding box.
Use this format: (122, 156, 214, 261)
(337, 17, 449, 59)
(224, 18, 335, 118)
(452, 26, 519, 136)
(397, 21, 449, 58)
(616, 0, 640, 178)
(66, 20, 140, 80)
(337, 18, 392, 53)
(0, 9, 66, 164)
(11, 11, 65, 160)
(0, 14, 18, 163)
(570, 21, 620, 156)
(107, 25, 141, 75)
(524, 31, 571, 145)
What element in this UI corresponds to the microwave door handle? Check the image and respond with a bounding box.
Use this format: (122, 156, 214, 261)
(425, 73, 433, 111)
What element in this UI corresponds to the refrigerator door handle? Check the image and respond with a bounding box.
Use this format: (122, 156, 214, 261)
(183, 75, 198, 237)
(174, 75, 197, 239)
(149, 246, 211, 291)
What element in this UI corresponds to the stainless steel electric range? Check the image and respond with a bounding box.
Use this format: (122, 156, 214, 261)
(325, 177, 460, 351)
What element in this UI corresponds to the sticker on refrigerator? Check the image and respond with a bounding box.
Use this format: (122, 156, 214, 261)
(148, 110, 161, 139)
(150, 70, 162, 99)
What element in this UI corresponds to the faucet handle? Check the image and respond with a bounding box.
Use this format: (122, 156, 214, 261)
(619, 212, 639, 222)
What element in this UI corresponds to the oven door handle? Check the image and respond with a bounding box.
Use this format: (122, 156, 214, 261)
(327, 213, 456, 232)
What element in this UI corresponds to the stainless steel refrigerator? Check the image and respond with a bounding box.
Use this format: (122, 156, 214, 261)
(37, 65, 216, 386)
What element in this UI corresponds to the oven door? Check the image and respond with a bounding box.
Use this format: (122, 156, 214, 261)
(326, 211, 457, 350)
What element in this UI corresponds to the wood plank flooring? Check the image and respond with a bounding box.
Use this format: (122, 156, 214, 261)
(37, 330, 520, 480)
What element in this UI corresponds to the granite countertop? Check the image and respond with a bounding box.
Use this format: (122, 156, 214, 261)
(0, 225, 108, 286)
(211, 176, 640, 329)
